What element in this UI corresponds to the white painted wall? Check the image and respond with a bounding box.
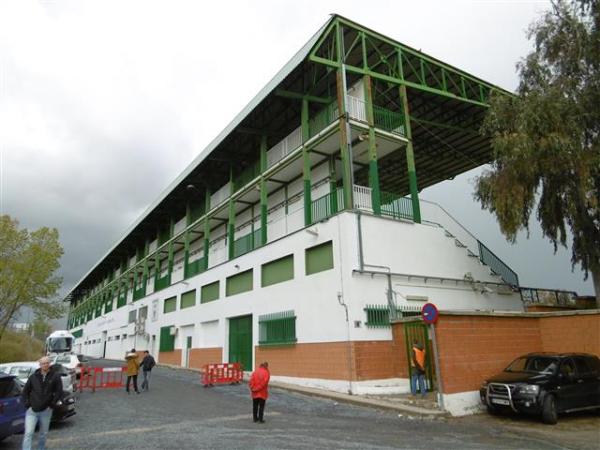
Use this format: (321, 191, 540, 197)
(73, 210, 523, 380)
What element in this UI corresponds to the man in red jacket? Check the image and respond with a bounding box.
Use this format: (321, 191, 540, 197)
(249, 362, 270, 423)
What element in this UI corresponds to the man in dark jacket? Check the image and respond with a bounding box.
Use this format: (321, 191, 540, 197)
(21, 356, 63, 450)
(140, 351, 156, 392)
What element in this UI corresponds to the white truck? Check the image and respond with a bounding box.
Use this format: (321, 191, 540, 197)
(45, 330, 75, 356)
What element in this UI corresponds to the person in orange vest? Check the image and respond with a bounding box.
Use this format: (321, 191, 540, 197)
(410, 340, 427, 397)
(249, 362, 270, 423)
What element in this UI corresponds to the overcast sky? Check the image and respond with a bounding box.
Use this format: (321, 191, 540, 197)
(0, 0, 593, 318)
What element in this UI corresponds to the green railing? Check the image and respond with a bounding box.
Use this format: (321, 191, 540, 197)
(233, 228, 262, 258)
(311, 189, 344, 223)
(373, 105, 405, 135)
(185, 256, 206, 279)
(132, 284, 146, 301)
(154, 274, 170, 292)
(364, 304, 422, 328)
(259, 310, 297, 345)
(309, 103, 338, 138)
(380, 192, 413, 220)
(477, 241, 519, 287)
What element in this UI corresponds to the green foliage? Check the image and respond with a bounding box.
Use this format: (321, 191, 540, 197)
(0, 329, 45, 363)
(477, 1, 600, 300)
(0, 216, 65, 340)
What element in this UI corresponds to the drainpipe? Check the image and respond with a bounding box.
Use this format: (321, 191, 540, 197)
(337, 292, 353, 395)
(356, 212, 399, 319)
(429, 323, 445, 411)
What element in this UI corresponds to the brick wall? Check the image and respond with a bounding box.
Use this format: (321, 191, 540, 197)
(188, 347, 222, 369)
(539, 314, 600, 354)
(256, 341, 402, 381)
(159, 349, 182, 366)
(392, 311, 600, 395)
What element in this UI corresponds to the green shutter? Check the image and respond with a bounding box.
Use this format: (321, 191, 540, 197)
(262, 254, 294, 287)
(159, 325, 175, 352)
(180, 289, 196, 309)
(72, 329, 83, 338)
(305, 241, 334, 275)
(226, 269, 253, 297)
(201, 281, 220, 303)
(163, 296, 176, 313)
(259, 310, 297, 345)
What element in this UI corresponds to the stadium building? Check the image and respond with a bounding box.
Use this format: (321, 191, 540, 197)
(66, 15, 527, 394)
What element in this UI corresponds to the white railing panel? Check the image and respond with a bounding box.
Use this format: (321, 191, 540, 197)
(346, 95, 367, 122)
(266, 126, 302, 168)
(210, 182, 231, 209)
(173, 216, 187, 235)
(353, 184, 372, 211)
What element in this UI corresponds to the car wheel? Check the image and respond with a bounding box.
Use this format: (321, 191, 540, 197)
(541, 395, 558, 425)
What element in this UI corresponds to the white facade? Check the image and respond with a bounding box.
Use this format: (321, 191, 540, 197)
(72, 206, 523, 392)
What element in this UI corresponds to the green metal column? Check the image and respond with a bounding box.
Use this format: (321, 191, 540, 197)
(336, 23, 353, 211)
(363, 74, 381, 215)
(399, 85, 421, 223)
(184, 202, 191, 278)
(260, 136, 268, 246)
(302, 98, 312, 225)
(167, 218, 174, 283)
(154, 229, 160, 286)
(203, 188, 210, 270)
(227, 167, 235, 260)
(329, 155, 338, 213)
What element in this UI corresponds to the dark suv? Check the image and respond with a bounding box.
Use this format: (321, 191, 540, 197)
(480, 353, 600, 424)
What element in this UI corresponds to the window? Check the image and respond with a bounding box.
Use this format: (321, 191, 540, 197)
(259, 310, 297, 345)
(159, 325, 175, 352)
(163, 296, 176, 313)
(139, 306, 148, 319)
(226, 269, 253, 297)
(262, 255, 294, 287)
(180, 289, 196, 309)
(201, 281, 220, 303)
(305, 241, 334, 275)
(128, 310, 137, 324)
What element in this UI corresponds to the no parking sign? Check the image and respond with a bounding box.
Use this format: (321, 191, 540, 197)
(421, 303, 439, 324)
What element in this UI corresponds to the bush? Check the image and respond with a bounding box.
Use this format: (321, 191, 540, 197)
(0, 330, 45, 363)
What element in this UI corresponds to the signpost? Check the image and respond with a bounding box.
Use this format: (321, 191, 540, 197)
(421, 303, 444, 410)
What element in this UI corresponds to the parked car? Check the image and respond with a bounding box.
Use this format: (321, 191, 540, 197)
(51, 354, 82, 380)
(0, 373, 25, 442)
(1, 362, 74, 394)
(480, 352, 600, 424)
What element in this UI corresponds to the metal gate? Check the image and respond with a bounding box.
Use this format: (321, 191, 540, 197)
(403, 321, 436, 391)
(229, 315, 253, 371)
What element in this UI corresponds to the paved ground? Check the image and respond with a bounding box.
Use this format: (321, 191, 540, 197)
(2, 359, 598, 450)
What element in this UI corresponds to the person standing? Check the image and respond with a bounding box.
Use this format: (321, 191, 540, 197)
(249, 362, 270, 423)
(21, 356, 63, 450)
(410, 340, 427, 397)
(140, 350, 156, 391)
(125, 348, 140, 394)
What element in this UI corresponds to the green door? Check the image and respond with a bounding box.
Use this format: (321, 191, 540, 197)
(404, 321, 435, 391)
(229, 315, 253, 371)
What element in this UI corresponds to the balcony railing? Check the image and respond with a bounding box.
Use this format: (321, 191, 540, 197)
(311, 189, 344, 223)
(185, 256, 206, 279)
(267, 127, 302, 169)
(154, 274, 170, 292)
(380, 191, 413, 221)
(233, 228, 262, 258)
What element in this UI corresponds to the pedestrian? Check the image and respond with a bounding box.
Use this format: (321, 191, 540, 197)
(249, 361, 270, 423)
(21, 356, 63, 450)
(140, 350, 156, 391)
(125, 348, 140, 394)
(410, 340, 427, 397)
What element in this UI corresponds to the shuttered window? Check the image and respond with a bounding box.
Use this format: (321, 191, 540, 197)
(201, 281, 220, 303)
(163, 296, 176, 313)
(262, 255, 294, 287)
(180, 289, 196, 309)
(226, 269, 253, 297)
(305, 241, 334, 275)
